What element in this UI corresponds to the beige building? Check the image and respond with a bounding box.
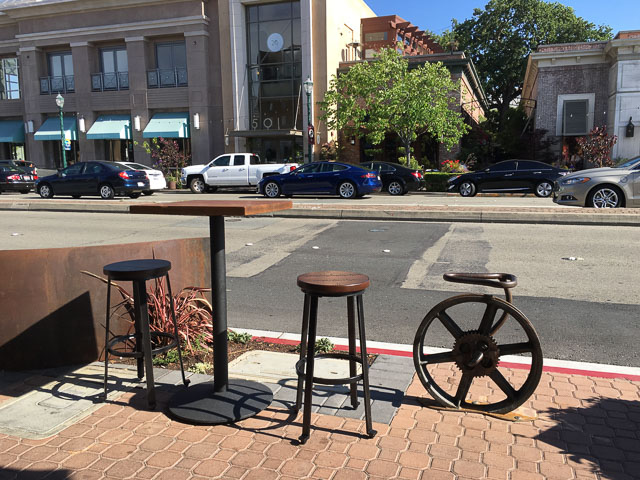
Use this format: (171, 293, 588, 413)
(0, 0, 373, 168)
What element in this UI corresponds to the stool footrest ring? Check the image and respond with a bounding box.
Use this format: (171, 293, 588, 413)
(296, 353, 364, 386)
(107, 332, 178, 358)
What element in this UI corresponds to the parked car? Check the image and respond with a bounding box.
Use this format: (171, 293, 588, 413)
(0, 160, 37, 177)
(553, 156, 640, 208)
(181, 153, 298, 193)
(0, 165, 35, 194)
(447, 159, 568, 197)
(115, 161, 166, 195)
(359, 161, 423, 195)
(258, 161, 382, 199)
(36, 161, 149, 199)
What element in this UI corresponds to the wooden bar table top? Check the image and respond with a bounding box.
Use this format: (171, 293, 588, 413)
(130, 199, 292, 425)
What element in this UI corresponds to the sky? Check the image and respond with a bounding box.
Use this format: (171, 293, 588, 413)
(364, 0, 638, 36)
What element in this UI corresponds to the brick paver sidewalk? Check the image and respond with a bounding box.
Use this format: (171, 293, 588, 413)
(0, 363, 638, 480)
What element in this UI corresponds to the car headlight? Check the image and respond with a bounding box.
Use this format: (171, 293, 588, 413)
(561, 177, 591, 185)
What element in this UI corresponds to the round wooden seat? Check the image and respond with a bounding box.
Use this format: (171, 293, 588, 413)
(103, 259, 171, 281)
(297, 271, 370, 296)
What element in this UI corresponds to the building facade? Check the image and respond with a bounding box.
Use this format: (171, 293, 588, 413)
(522, 31, 640, 163)
(0, 0, 373, 168)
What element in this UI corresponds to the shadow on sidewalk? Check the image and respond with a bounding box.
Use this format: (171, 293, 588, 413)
(535, 396, 640, 479)
(0, 468, 72, 479)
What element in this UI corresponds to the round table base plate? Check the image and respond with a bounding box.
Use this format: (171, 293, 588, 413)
(167, 379, 274, 425)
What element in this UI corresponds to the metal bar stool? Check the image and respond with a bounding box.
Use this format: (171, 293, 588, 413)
(103, 259, 189, 409)
(295, 271, 376, 444)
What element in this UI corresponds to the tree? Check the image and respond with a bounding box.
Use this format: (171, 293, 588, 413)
(576, 126, 617, 168)
(138, 137, 190, 181)
(319, 48, 469, 166)
(449, 0, 611, 130)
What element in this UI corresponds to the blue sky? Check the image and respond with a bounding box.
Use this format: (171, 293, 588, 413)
(364, 0, 638, 36)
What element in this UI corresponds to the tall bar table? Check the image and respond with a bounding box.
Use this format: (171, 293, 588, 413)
(130, 200, 292, 425)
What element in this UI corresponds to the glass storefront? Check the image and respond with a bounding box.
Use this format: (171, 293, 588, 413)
(245, 1, 303, 162)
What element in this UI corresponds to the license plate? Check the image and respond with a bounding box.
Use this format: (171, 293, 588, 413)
(137, 182, 144, 187)
(24, 175, 31, 180)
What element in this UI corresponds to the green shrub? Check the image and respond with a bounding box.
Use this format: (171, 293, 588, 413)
(153, 348, 180, 366)
(228, 330, 252, 344)
(423, 172, 460, 192)
(295, 337, 335, 354)
(189, 362, 209, 375)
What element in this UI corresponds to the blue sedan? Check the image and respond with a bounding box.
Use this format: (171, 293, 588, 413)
(258, 161, 382, 199)
(36, 161, 150, 199)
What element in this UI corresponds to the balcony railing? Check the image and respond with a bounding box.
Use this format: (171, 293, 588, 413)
(91, 72, 129, 92)
(40, 75, 74, 95)
(146, 68, 188, 88)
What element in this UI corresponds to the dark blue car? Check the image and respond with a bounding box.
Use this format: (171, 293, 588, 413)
(36, 161, 150, 199)
(258, 161, 382, 199)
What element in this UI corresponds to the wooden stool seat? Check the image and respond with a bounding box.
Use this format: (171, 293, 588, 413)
(297, 271, 370, 296)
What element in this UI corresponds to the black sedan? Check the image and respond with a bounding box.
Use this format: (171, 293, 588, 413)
(36, 161, 150, 199)
(447, 159, 568, 197)
(0, 165, 35, 194)
(360, 161, 424, 195)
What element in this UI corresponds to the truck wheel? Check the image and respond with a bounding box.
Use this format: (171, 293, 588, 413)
(263, 181, 281, 198)
(189, 177, 206, 194)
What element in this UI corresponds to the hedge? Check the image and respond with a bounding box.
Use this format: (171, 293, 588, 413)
(423, 172, 461, 192)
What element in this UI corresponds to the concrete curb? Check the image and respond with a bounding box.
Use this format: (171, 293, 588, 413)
(3, 199, 640, 226)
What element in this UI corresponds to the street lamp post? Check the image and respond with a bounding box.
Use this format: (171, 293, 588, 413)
(55, 93, 67, 169)
(303, 77, 313, 163)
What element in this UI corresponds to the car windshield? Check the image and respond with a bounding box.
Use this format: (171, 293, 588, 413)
(0, 165, 21, 173)
(614, 157, 640, 169)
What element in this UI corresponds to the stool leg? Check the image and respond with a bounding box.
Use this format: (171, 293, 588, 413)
(134, 280, 156, 410)
(166, 274, 190, 387)
(347, 296, 360, 409)
(357, 294, 376, 438)
(103, 276, 112, 401)
(295, 293, 310, 412)
(132, 284, 144, 381)
(300, 295, 318, 444)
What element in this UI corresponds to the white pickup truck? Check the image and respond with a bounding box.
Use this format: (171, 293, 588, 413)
(181, 153, 299, 193)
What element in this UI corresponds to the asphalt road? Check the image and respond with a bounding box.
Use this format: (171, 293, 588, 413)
(3, 211, 639, 368)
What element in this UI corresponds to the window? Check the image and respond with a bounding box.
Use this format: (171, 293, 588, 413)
(0, 57, 20, 100)
(212, 155, 231, 167)
(45, 52, 74, 93)
(148, 42, 187, 87)
(295, 163, 321, 174)
(563, 100, 588, 135)
(250, 154, 265, 165)
(233, 155, 246, 166)
(364, 32, 387, 42)
(489, 161, 517, 172)
(62, 163, 84, 176)
(95, 48, 129, 91)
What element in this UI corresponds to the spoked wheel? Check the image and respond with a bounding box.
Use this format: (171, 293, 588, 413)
(413, 294, 542, 414)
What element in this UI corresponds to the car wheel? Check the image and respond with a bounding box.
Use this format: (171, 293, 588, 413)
(205, 186, 218, 193)
(534, 181, 553, 198)
(129, 192, 141, 199)
(38, 183, 54, 199)
(263, 181, 281, 198)
(99, 183, 115, 199)
(189, 177, 206, 194)
(587, 185, 623, 208)
(142, 190, 154, 196)
(458, 181, 476, 197)
(387, 180, 405, 196)
(338, 181, 357, 199)
(72, 195, 81, 199)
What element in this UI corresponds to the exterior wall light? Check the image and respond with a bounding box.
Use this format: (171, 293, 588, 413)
(134, 115, 141, 131)
(193, 112, 200, 130)
(78, 116, 86, 133)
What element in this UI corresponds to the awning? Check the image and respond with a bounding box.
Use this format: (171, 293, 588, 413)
(229, 129, 303, 138)
(86, 115, 132, 140)
(34, 117, 78, 141)
(143, 112, 190, 138)
(0, 120, 25, 143)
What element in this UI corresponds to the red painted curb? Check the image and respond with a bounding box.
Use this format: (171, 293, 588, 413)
(254, 336, 640, 382)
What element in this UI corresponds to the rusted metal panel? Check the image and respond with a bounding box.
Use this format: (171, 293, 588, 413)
(0, 237, 209, 371)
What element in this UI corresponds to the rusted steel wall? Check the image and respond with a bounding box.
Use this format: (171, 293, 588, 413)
(0, 238, 210, 371)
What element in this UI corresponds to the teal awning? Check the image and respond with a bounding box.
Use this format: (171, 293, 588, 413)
(143, 112, 190, 138)
(86, 115, 132, 140)
(34, 117, 77, 141)
(0, 120, 25, 143)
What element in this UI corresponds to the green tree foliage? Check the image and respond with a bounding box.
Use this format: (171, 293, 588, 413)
(319, 48, 469, 165)
(451, 0, 612, 129)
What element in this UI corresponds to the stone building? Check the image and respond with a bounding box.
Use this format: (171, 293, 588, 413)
(0, 0, 373, 168)
(522, 31, 640, 163)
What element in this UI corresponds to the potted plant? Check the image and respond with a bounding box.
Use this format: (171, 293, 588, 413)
(165, 173, 178, 190)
